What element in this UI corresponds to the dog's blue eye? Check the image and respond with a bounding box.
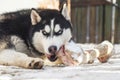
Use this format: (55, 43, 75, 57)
(42, 31, 49, 36)
(58, 30, 62, 34)
(55, 30, 63, 35)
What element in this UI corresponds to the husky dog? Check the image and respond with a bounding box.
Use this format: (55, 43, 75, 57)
(0, 4, 72, 69)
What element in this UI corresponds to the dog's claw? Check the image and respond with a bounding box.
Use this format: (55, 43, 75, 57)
(28, 58, 44, 69)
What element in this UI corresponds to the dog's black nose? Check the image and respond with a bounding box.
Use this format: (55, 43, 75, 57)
(48, 45, 57, 54)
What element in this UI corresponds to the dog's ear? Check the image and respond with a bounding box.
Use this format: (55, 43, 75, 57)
(60, 3, 70, 20)
(31, 8, 41, 25)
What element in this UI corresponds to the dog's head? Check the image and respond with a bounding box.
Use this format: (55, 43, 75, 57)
(29, 4, 72, 62)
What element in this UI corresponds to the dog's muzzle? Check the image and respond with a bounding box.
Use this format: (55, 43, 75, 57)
(47, 45, 58, 62)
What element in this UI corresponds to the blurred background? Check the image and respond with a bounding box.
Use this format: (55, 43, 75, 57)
(0, 0, 120, 43)
(70, 0, 120, 44)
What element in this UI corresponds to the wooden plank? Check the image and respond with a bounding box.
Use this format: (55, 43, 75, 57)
(71, 7, 87, 43)
(115, 0, 120, 43)
(76, 8, 81, 42)
(71, 8, 78, 42)
(89, 7, 96, 43)
(104, 6, 112, 41)
(98, 6, 104, 43)
(81, 7, 88, 43)
(71, 0, 113, 8)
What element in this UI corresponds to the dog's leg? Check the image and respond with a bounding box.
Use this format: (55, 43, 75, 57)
(0, 49, 43, 69)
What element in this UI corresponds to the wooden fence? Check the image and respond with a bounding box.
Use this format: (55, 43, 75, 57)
(70, 0, 120, 43)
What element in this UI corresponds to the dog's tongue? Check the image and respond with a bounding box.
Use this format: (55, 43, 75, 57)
(57, 45, 78, 66)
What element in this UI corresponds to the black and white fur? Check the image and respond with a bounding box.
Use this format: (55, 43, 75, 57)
(0, 4, 72, 69)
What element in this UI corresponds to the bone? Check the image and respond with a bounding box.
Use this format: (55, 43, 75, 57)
(81, 40, 114, 64)
(57, 45, 79, 66)
(63, 41, 86, 65)
(95, 40, 114, 63)
(57, 40, 114, 65)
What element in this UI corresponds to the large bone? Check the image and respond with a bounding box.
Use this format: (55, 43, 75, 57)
(78, 41, 114, 64)
(57, 40, 114, 65)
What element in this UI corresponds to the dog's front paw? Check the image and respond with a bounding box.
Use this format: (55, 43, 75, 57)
(28, 58, 44, 69)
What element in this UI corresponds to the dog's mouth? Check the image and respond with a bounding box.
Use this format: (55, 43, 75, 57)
(48, 54, 58, 62)
(46, 46, 64, 62)
(46, 52, 58, 62)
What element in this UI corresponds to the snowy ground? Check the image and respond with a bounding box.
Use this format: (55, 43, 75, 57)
(0, 44, 120, 80)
